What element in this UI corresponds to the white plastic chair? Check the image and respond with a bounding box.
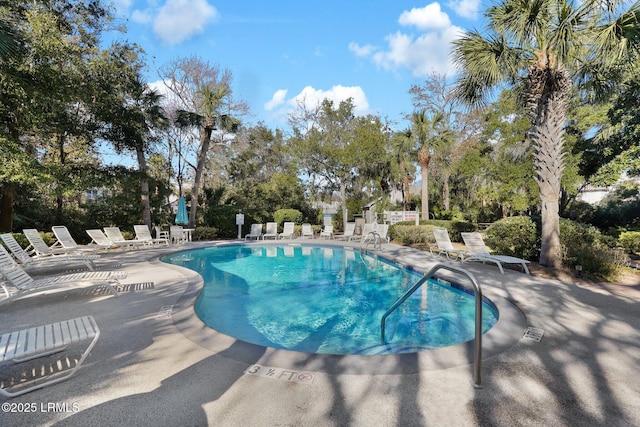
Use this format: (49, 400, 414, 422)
(461, 232, 530, 274)
(263, 222, 278, 240)
(278, 222, 296, 239)
(170, 226, 187, 244)
(301, 223, 314, 239)
(245, 224, 263, 240)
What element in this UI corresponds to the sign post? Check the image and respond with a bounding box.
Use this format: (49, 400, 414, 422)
(236, 213, 244, 239)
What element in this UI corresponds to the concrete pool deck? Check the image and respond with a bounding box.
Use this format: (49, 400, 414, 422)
(0, 240, 638, 426)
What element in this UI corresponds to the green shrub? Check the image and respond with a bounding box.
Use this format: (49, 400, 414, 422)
(485, 216, 539, 261)
(428, 220, 475, 241)
(293, 224, 321, 236)
(7, 231, 56, 248)
(193, 226, 218, 241)
(560, 218, 620, 278)
(38, 231, 57, 246)
(273, 209, 303, 226)
(205, 205, 258, 239)
(618, 231, 640, 254)
(390, 225, 434, 245)
(6, 233, 30, 249)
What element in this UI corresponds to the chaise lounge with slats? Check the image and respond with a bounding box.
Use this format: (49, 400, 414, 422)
(0, 316, 100, 397)
(0, 245, 124, 301)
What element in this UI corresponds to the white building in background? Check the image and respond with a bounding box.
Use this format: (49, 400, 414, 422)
(576, 174, 640, 205)
(576, 184, 612, 205)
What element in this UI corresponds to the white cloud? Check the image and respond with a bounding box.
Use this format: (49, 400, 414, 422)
(349, 3, 464, 77)
(447, 0, 481, 20)
(372, 27, 462, 76)
(398, 3, 451, 31)
(264, 89, 288, 111)
(264, 85, 370, 121)
(348, 42, 377, 57)
(153, 0, 218, 45)
(132, 9, 153, 24)
(289, 85, 369, 115)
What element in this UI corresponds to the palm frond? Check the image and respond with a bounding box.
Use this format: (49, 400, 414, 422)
(175, 110, 204, 128)
(452, 31, 522, 106)
(593, 6, 640, 65)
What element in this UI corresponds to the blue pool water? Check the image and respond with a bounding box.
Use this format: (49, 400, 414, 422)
(162, 244, 498, 355)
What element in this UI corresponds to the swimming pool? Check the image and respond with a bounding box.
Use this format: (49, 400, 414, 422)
(162, 244, 498, 355)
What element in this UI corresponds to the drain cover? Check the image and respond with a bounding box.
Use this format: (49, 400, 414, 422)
(156, 305, 174, 320)
(523, 327, 544, 342)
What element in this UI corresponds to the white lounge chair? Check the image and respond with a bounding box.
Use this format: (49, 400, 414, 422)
(263, 222, 278, 240)
(134, 225, 169, 246)
(361, 223, 389, 248)
(375, 223, 390, 244)
(1, 233, 97, 271)
(0, 315, 100, 397)
(334, 222, 356, 240)
(359, 223, 377, 243)
(461, 232, 530, 274)
(103, 227, 147, 250)
(431, 227, 468, 261)
(0, 244, 124, 301)
(155, 226, 169, 241)
(278, 222, 296, 239)
(23, 229, 85, 257)
(85, 229, 123, 251)
(301, 223, 314, 239)
(245, 224, 263, 241)
(319, 225, 333, 239)
(52, 226, 109, 252)
(170, 225, 187, 244)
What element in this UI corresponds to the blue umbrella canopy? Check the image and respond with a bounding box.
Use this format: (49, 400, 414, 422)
(175, 196, 189, 225)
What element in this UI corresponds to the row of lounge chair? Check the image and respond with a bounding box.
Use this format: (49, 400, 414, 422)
(0, 227, 137, 397)
(0, 226, 138, 302)
(431, 227, 530, 274)
(244, 222, 391, 244)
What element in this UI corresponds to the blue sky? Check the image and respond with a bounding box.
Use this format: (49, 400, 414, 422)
(108, 1, 484, 130)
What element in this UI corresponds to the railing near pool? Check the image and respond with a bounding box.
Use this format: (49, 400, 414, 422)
(380, 263, 484, 388)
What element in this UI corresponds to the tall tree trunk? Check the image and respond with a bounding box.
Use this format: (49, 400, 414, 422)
(55, 133, 66, 222)
(528, 65, 568, 268)
(136, 145, 151, 227)
(0, 183, 14, 232)
(403, 175, 411, 211)
(442, 173, 450, 211)
(190, 126, 212, 228)
(420, 164, 429, 220)
(418, 146, 431, 220)
(340, 181, 347, 231)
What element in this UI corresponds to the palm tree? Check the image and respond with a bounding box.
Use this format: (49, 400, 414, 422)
(411, 109, 450, 220)
(175, 83, 239, 228)
(392, 128, 416, 211)
(452, 0, 640, 267)
(0, 3, 21, 61)
(133, 87, 168, 227)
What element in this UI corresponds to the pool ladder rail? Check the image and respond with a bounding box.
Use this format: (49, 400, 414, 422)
(361, 231, 383, 251)
(380, 263, 484, 388)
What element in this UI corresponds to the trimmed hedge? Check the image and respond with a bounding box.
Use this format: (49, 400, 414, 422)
(273, 209, 303, 226)
(485, 216, 539, 261)
(618, 231, 640, 254)
(390, 225, 435, 245)
(391, 219, 474, 242)
(559, 219, 620, 277)
(193, 227, 218, 241)
(389, 219, 475, 245)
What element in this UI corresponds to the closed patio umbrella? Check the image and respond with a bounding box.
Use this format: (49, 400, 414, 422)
(175, 196, 188, 225)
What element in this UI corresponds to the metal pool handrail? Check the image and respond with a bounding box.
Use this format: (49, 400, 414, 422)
(380, 263, 484, 388)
